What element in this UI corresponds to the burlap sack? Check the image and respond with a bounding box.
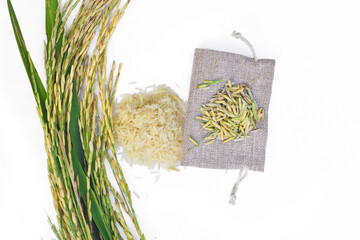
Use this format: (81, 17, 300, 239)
(181, 48, 275, 172)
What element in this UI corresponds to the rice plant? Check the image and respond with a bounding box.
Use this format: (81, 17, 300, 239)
(8, 0, 145, 239)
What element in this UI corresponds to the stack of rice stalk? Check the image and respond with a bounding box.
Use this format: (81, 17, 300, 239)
(8, 0, 144, 239)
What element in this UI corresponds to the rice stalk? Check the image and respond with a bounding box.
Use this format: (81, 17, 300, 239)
(8, 0, 145, 239)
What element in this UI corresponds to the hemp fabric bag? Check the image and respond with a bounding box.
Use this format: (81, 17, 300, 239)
(181, 41, 275, 173)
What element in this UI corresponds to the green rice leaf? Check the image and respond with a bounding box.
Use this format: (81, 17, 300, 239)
(71, 149, 112, 240)
(46, 0, 58, 42)
(89, 190, 112, 240)
(70, 84, 85, 166)
(67, 76, 109, 239)
(7, 0, 47, 123)
(45, 0, 63, 70)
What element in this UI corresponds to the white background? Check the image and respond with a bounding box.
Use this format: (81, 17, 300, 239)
(1, 0, 360, 239)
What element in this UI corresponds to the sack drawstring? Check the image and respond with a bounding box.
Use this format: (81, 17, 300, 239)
(232, 31, 258, 62)
(229, 165, 249, 205)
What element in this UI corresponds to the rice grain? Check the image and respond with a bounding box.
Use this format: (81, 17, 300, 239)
(113, 85, 186, 168)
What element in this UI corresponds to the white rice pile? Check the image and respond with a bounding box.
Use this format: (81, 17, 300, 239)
(113, 85, 186, 168)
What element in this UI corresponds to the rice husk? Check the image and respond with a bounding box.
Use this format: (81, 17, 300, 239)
(113, 85, 186, 168)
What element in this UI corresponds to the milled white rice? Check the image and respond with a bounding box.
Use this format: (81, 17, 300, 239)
(113, 85, 186, 169)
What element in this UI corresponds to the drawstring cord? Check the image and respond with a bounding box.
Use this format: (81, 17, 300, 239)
(232, 31, 258, 62)
(229, 165, 249, 205)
